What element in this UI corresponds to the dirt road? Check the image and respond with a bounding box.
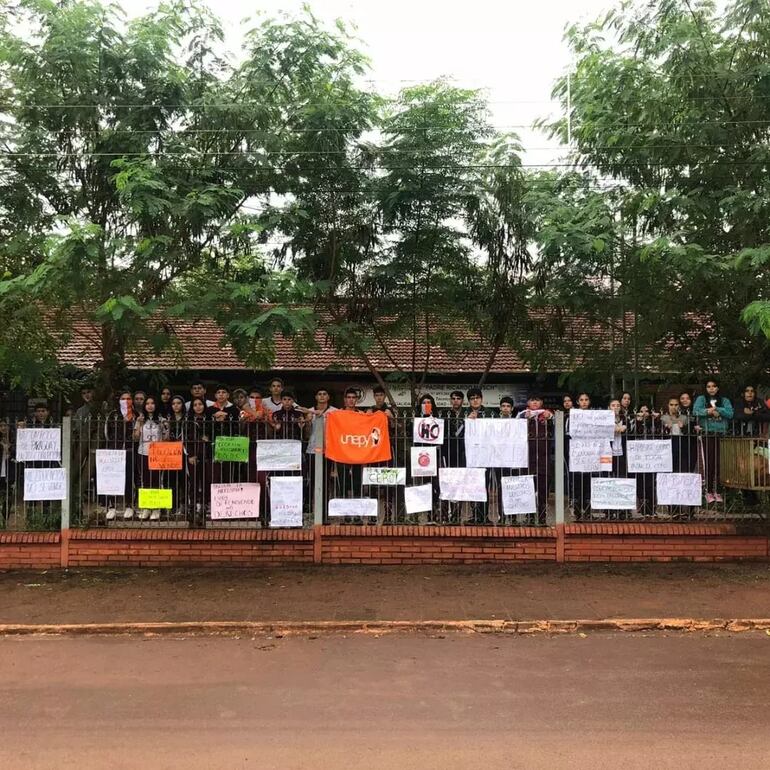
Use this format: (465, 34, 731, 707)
(2, 633, 769, 769)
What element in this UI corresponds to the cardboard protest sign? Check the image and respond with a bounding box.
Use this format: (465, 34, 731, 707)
(501, 475, 537, 515)
(363, 467, 406, 485)
(464, 419, 528, 468)
(24, 468, 67, 501)
(270, 477, 303, 527)
(656, 473, 702, 506)
(16, 428, 61, 462)
(590, 478, 636, 510)
(627, 440, 673, 473)
(412, 417, 445, 445)
(210, 483, 261, 519)
(214, 436, 250, 463)
(257, 440, 302, 471)
(569, 440, 613, 473)
(324, 410, 391, 465)
(439, 467, 487, 502)
(568, 410, 615, 440)
(410, 446, 438, 477)
(137, 488, 173, 509)
(328, 498, 378, 518)
(148, 441, 183, 471)
(404, 484, 433, 514)
(96, 449, 126, 496)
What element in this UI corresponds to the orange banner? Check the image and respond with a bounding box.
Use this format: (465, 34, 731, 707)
(148, 441, 184, 471)
(325, 410, 392, 465)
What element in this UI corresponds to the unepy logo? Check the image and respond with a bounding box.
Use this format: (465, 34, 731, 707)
(340, 427, 381, 448)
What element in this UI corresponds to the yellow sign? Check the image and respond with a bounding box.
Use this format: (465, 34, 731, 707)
(138, 488, 173, 509)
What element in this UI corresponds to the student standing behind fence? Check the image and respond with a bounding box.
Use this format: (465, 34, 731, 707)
(694, 379, 733, 504)
(569, 392, 593, 521)
(166, 396, 188, 517)
(517, 394, 553, 526)
(733, 384, 769, 437)
(0, 418, 15, 525)
(185, 397, 211, 521)
(103, 391, 135, 520)
(132, 396, 168, 521)
(333, 388, 363, 498)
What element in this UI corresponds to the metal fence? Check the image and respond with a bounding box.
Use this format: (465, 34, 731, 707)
(0, 413, 768, 532)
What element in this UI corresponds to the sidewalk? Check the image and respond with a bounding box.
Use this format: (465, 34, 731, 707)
(1, 563, 769, 624)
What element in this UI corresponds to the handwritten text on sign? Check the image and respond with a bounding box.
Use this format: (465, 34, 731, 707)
(270, 476, 303, 527)
(412, 417, 445, 445)
(568, 410, 615, 440)
(626, 440, 673, 473)
(590, 478, 637, 510)
(656, 473, 702, 506)
(569, 440, 612, 472)
(464, 419, 528, 468)
(95, 449, 126, 496)
(501, 475, 537, 515)
(138, 488, 173, 509)
(363, 467, 407, 485)
(256, 440, 302, 471)
(214, 436, 250, 463)
(211, 483, 261, 519)
(148, 441, 183, 471)
(404, 484, 433, 514)
(24, 468, 67, 501)
(16, 428, 61, 462)
(439, 467, 487, 502)
(328, 498, 378, 518)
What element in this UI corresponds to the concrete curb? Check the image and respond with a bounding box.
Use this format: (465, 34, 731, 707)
(1, 618, 769, 637)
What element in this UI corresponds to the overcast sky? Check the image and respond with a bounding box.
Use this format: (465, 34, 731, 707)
(127, 0, 613, 164)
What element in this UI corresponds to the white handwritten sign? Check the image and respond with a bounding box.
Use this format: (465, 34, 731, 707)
(210, 483, 261, 519)
(328, 498, 378, 518)
(656, 473, 702, 506)
(568, 410, 615, 440)
(501, 475, 537, 515)
(256, 440, 302, 471)
(96, 449, 126, 496)
(439, 467, 487, 502)
(590, 477, 637, 510)
(413, 417, 445, 445)
(16, 428, 61, 462)
(627, 440, 673, 473)
(569, 440, 613, 472)
(410, 446, 438, 477)
(363, 467, 406, 485)
(270, 476, 303, 527)
(404, 484, 434, 514)
(24, 467, 67, 501)
(465, 419, 528, 468)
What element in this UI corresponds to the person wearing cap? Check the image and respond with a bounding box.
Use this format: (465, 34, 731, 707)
(517, 393, 554, 525)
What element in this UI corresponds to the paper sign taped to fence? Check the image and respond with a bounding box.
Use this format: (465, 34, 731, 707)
(656, 473, 702, 506)
(210, 483, 260, 519)
(148, 441, 183, 471)
(404, 484, 433, 514)
(568, 409, 615, 440)
(627, 440, 673, 473)
(328, 498, 379, 518)
(24, 467, 67, 501)
(413, 417, 445, 445)
(439, 467, 487, 502)
(363, 466, 406, 486)
(138, 488, 173, 509)
(96, 449, 126, 496)
(270, 476, 303, 527)
(411, 446, 438, 477)
(501, 475, 537, 515)
(214, 436, 250, 463)
(569, 439, 613, 472)
(325, 410, 391, 465)
(16, 428, 61, 462)
(464, 419, 528, 468)
(257, 440, 302, 471)
(590, 477, 636, 510)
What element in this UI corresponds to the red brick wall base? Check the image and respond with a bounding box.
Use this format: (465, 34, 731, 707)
(0, 524, 767, 570)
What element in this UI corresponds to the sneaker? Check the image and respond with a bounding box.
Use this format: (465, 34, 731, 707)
(714, 493, 723, 503)
(123, 507, 135, 520)
(138, 509, 151, 520)
(106, 508, 117, 521)
(150, 509, 161, 521)
(705, 493, 715, 504)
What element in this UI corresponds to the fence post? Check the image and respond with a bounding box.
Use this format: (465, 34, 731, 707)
(61, 416, 72, 532)
(554, 410, 566, 526)
(313, 416, 325, 527)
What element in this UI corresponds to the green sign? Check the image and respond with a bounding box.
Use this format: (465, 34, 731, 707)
(214, 435, 250, 463)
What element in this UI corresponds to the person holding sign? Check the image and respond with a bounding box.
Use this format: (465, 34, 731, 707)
(166, 396, 188, 518)
(103, 391, 136, 520)
(517, 393, 554, 525)
(186, 397, 212, 522)
(694, 379, 734, 504)
(569, 392, 594, 520)
(132, 396, 168, 521)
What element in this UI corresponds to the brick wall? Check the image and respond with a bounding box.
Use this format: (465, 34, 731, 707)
(0, 532, 61, 569)
(319, 525, 557, 564)
(67, 529, 314, 567)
